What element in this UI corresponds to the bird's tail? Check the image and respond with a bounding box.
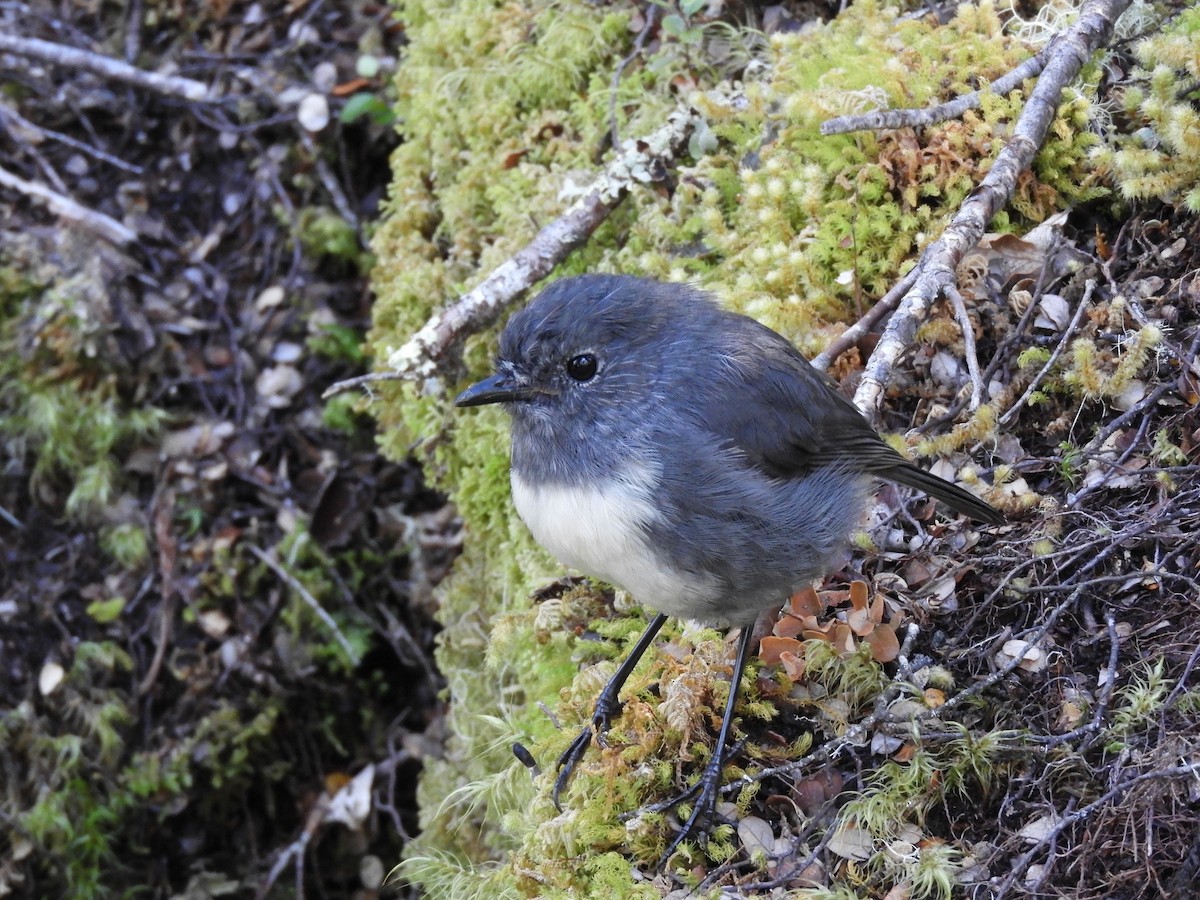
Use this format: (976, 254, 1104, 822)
(881, 462, 1005, 524)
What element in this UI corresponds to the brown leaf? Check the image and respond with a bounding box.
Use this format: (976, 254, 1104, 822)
(779, 650, 805, 680)
(332, 78, 371, 97)
(773, 614, 806, 639)
(864, 623, 900, 662)
(501, 149, 529, 170)
(846, 605, 875, 637)
(849, 580, 869, 611)
(789, 586, 824, 617)
(760, 635, 803, 667)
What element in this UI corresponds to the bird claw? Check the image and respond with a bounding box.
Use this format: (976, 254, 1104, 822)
(552, 698, 622, 811)
(552, 724, 598, 812)
(657, 755, 727, 871)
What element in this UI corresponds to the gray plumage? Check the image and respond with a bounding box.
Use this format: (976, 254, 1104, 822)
(458, 274, 1002, 628)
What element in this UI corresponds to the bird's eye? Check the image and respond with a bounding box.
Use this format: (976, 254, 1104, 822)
(566, 353, 598, 382)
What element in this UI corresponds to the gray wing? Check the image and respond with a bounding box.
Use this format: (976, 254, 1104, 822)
(694, 315, 1004, 524)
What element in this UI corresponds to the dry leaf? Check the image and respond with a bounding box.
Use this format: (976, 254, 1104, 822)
(760, 636, 803, 667)
(738, 816, 775, 858)
(827, 822, 874, 861)
(996, 639, 1048, 673)
(864, 624, 900, 662)
(789, 587, 825, 618)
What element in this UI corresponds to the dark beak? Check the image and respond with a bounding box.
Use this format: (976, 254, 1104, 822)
(455, 372, 535, 407)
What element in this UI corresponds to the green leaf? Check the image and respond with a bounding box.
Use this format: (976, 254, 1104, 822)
(662, 14, 687, 36)
(86, 597, 126, 624)
(340, 92, 395, 126)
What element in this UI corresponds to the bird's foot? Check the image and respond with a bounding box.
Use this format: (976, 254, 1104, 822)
(657, 753, 729, 871)
(552, 696, 622, 812)
(551, 613, 669, 813)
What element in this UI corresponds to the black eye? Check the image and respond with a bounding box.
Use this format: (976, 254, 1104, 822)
(566, 353, 598, 382)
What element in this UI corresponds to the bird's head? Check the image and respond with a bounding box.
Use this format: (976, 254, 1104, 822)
(455, 275, 703, 436)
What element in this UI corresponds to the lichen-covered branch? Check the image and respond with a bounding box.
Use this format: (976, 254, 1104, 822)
(821, 52, 1048, 136)
(849, 0, 1132, 417)
(326, 106, 699, 397)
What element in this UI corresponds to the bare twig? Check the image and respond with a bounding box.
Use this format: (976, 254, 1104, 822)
(810, 267, 917, 372)
(994, 763, 1200, 900)
(850, 0, 1132, 419)
(922, 232, 1061, 433)
(945, 284, 985, 410)
(1038, 611, 1122, 749)
(999, 279, 1096, 426)
(255, 793, 329, 900)
(138, 487, 179, 697)
(610, 5, 660, 148)
(249, 544, 362, 666)
(0, 162, 137, 245)
(325, 105, 700, 397)
(0, 32, 214, 102)
(822, 52, 1048, 135)
(0, 101, 144, 174)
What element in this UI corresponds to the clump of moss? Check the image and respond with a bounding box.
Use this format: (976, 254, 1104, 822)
(0, 239, 166, 547)
(1092, 6, 1200, 210)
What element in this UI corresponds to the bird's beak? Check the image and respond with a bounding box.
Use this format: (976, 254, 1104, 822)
(455, 372, 535, 407)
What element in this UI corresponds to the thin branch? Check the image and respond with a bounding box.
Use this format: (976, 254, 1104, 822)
(249, 544, 362, 666)
(999, 279, 1096, 426)
(0, 163, 137, 245)
(945, 284, 985, 411)
(822, 52, 1049, 135)
(324, 105, 700, 397)
(610, 5, 660, 148)
(810, 267, 916, 372)
(849, 0, 1132, 418)
(0, 101, 144, 174)
(994, 763, 1200, 900)
(0, 32, 214, 102)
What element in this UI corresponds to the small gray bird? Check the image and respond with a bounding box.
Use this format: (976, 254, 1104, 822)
(456, 274, 1002, 861)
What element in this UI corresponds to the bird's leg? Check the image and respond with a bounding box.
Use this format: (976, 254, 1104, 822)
(659, 623, 756, 867)
(553, 612, 669, 812)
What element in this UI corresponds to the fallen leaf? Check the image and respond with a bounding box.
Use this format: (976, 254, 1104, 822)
(827, 822, 874, 861)
(324, 764, 375, 830)
(760, 636, 803, 667)
(738, 816, 775, 858)
(864, 623, 900, 662)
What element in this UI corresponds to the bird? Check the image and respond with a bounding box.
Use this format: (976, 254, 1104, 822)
(455, 273, 1003, 863)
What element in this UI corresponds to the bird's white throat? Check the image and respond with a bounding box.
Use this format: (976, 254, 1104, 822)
(510, 464, 717, 618)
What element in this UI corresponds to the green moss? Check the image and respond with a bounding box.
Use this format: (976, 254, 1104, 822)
(1092, 6, 1200, 209)
(0, 241, 166, 556)
(297, 207, 371, 272)
(99, 522, 150, 569)
(6, 643, 134, 895)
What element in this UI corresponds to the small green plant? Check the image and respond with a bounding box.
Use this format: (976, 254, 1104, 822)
(658, 0, 708, 46)
(340, 54, 398, 126)
(1111, 659, 1169, 738)
(1057, 441, 1082, 486)
(341, 92, 398, 126)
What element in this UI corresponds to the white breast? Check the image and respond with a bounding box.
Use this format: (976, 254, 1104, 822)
(510, 465, 717, 618)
